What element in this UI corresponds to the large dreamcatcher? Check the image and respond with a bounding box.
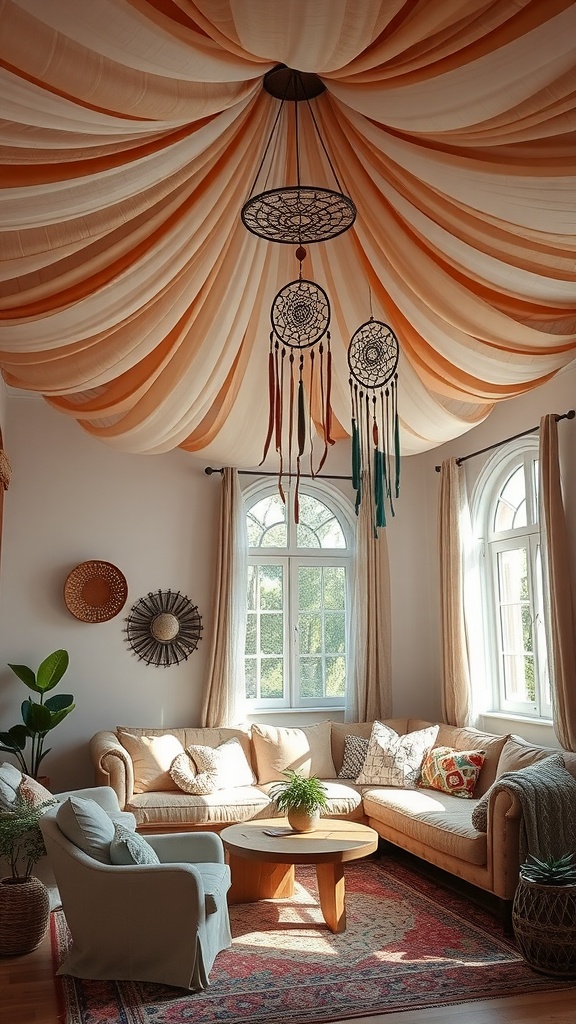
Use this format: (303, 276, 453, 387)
(348, 318, 400, 530)
(261, 246, 334, 521)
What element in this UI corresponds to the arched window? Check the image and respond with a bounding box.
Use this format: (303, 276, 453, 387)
(244, 480, 354, 711)
(473, 439, 551, 719)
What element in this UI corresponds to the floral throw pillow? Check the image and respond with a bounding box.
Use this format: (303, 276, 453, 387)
(356, 722, 439, 787)
(419, 746, 486, 799)
(337, 735, 369, 780)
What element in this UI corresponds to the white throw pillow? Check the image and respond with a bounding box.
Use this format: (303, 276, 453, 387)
(0, 763, 25, 809)
(56, 796, 115, 863)
(251, 722, 336, 784)
(356, 722, 439, 787)
(170, 737, 256, 795)
(109, 822, 160, 865)
(117, 731, 185, 793)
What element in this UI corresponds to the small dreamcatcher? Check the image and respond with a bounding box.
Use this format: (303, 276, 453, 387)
(124, 589, 203, 667)
(261, 245, 335, 522)
(348, 317, 400, 529)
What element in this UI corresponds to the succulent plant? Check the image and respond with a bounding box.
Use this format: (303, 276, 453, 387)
(520, 853, 576, 886)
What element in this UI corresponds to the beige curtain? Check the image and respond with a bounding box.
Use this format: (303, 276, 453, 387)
(539, 415, 576, 751)
(348, 474, 392, 723)
(201, 468, 248, 727)
(439, 458, 471, 727)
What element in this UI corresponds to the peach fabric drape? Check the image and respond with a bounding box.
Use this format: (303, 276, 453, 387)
(201, 468, 248, 727)
(439, 458, 471, 727)
(539, 415, 576, 751)
(1, 1, 575, 466)
(349, 471, 392, 723)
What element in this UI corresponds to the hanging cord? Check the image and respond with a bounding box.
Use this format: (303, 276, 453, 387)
(302, 83, 349, 196)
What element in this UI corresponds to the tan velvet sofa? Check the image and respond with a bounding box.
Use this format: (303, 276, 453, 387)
(90, 718, 576, 919)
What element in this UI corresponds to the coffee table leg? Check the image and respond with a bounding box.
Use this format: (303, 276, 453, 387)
(316, 862, 346, 933)
(227, 855, 295, 903)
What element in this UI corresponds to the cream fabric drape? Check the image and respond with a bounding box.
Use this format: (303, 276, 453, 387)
(201, 468, 248, 727)
(539, 414, 576, 751)
(1, 1, 575, 466)
(439, 458, 471, 727)
(348, 473, 392, 722)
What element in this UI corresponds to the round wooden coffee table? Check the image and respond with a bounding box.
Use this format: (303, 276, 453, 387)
(220, 817, 378, 933)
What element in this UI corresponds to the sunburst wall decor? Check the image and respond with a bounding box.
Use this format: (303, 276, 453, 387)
(124, 589, 203, 667)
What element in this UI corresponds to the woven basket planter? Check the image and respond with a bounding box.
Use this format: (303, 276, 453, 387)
(0, 876, 50, 956)
(512, 878, 576, 977)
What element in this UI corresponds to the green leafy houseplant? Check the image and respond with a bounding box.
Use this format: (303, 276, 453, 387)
(0, 649, 74, 779)
(269, 770, 329, 816)
(0, 791, 56, 881)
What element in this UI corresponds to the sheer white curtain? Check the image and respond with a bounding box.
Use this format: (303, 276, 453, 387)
(201, 468, 248, 727)
(347, 473, 392, 723)
(539, 415, 576, 751)
(438, 458, 472, 727)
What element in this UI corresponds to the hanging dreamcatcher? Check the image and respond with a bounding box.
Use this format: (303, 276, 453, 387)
(348, 317, 400, 529)
(261, 246, 334, 522)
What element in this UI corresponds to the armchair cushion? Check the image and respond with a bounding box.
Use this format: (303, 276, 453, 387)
(110, 822, 160, 865)
(56, 795, 115, 863)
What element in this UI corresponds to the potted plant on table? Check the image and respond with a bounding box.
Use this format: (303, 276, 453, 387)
(269, 769, 329, 833)
(512, 853, 576, 977)
(0, 649, 74, 782)
(0, 788, 56, 955)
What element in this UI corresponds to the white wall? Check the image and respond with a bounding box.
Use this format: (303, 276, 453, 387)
(1, 362, 574, 789)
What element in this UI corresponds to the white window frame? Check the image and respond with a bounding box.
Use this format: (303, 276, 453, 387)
(243, 478, 355, 712)
(472, 438, 551, 721)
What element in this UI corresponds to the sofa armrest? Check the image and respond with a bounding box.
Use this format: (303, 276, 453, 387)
(89, 731, 134, 808)
(486, 787, 522, 901)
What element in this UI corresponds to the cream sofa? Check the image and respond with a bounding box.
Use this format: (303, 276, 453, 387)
(90, 718, 576, 921)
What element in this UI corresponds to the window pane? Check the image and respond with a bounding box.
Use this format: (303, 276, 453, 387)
(245, 659, 257, 699)
(299, 613, 322, 655)
(259, 565, 283, 610)
(260, 658, 283, 698)
(247, 495, 287, 548)
(245, 612, 257, 654)
(297, 494, 345, 548)
(325, 656, 346, 697)
(246, 565, 256, 611)
(497, 546, 533, 703)
(494, 467, 526, 532)
(299, 566, 322, 610)
(502, 654, 535, 704)
(325, 611, 346, 653)
(260, 613, 283, 655)
(300, 658, 323, 698)
(323, 567, 345, 610)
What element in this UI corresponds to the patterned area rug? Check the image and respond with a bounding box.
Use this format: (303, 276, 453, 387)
(51, 856, 576, 1023)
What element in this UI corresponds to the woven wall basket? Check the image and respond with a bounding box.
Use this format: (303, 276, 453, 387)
(512, 878, 576, 977)
(0, 876, 50, 956)
(64, 559, 128, 623)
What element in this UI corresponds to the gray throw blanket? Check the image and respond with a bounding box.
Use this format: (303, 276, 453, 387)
(472, 753, 576, 862)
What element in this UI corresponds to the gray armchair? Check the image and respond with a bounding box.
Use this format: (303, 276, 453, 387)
(40, 803, 232, 990)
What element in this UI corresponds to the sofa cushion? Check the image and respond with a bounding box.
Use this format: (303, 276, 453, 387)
(117, 731, 185, 793)
(126, 786, 272, 828)
(56, 796, 115, 863)
(496, 735, 567, 777)
(337, 735, 369, 779)
(356, 722, 438, 787)
(258, 779, 364, 820)
(109, 822, 160, 865)
(251, 722, 336, 783)
(419, 747, 486, 799)
(170, 737, 256, 795)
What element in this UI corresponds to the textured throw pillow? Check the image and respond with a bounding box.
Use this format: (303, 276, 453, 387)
(251, 722, 336, 784)
(337, 735, 369, 780)
(170, 737, 256, 795)
(117, 731, 185, 793)
(18, 774, 54, 807)
(471, 752, 566, 832)
(56, 796, 115, 863)
(419, 746, 486, 798)
(356, 722, 439, 787)
(0, 763, 25, 809)
(109, 822, 160, 866)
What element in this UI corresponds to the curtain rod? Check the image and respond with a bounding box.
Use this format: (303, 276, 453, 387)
(434, 409, 575, 472)
(205, 467, 353, 481)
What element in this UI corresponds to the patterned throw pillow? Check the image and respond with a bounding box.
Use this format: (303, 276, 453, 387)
(419, 746, 486, 799)
(356, 722, 439, 787)
(109, 822, 160, 866)
(170, 737, 255, 795)
(338, 735, 369, 779)
(18, 775, 54, 807)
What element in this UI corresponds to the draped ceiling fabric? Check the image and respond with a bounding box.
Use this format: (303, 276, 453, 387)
(1, 1, 575, 467)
